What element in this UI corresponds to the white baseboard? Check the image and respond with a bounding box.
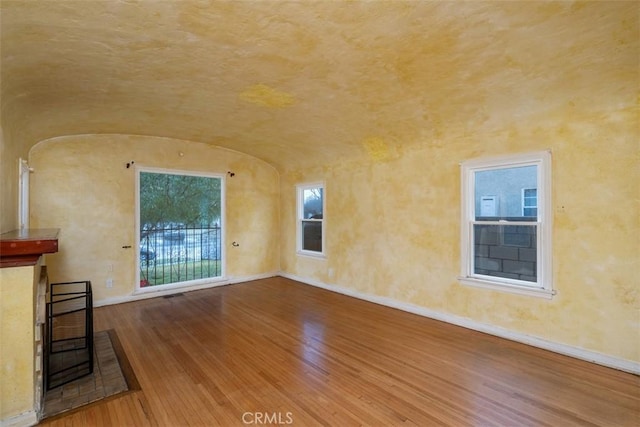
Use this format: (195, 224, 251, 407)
(0, 410, 38, 427)
(94, 272, 277, 307)
(279, 272, 640, 375)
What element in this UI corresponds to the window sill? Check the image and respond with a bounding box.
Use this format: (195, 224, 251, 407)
(457, 276, 555, 299)
(296, 250, 326, 260)
(134, 276, 227, 294)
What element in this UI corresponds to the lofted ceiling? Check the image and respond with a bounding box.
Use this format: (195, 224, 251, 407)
(1, 1, 637, 171)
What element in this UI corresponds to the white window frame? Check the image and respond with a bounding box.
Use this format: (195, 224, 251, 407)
(135, 166, 226, 293)
(296, 182, 325, 258)
(459, 151, 554, 299)
(18, 158, 31, 230)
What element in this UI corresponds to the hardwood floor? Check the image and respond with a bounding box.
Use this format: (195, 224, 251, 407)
(40, 277, 639, 426)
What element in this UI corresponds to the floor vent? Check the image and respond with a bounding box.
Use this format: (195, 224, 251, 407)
(163, 293, 185, 299)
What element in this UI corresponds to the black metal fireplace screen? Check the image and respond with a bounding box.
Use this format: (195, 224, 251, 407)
(45, 281, 94, 390)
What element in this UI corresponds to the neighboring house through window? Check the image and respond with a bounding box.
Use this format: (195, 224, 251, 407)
(459, 151, 553, 298)
(297, 182, 325, 256)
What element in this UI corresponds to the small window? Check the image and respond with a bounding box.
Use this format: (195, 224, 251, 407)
(297, 183, 325, 256)
(522, 188, 537, 217)
(459, 152, 553, 298)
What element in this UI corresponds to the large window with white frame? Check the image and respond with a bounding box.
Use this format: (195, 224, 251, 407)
(297, 183, 325, 256)
(459, 151, 553, 298)
(136, 167, 225, 291)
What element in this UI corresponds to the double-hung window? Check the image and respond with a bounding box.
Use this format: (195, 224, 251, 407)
(459, 151, 553, 298)
(297, 183, 325, 256)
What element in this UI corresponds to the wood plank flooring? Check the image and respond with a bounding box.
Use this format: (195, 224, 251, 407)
(40, 277, 640, 426)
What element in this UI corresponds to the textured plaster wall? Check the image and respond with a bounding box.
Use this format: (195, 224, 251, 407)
(4, 1, 636, 173)
(280, 107, 639, 363)
(0, 126, 22, 233)
(29, 135, 279, 303)
(1, 0, 637, 368)
(0, 264, 38, 420)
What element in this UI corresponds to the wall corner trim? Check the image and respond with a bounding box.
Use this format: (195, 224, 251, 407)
(278, 272, 640, 375)
(0, 410, 38, 427)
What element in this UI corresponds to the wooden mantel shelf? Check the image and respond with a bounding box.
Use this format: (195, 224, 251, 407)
(0, 228, 59, 268)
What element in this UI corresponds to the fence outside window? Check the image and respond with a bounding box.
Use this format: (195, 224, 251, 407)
(139, 224, 222, 287)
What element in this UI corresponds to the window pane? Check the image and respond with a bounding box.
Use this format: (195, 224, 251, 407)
(302, 221, 322, 252)
(475, 165, 537, 220)
(523, 188, 537, 202)
(303, 188, 323, 219)
(474, 224, 537, 283)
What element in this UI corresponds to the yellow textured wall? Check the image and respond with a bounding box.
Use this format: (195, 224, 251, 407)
(0, 0, 636, 370)
(29, 135, 279, 303)
(0, 126, 22, 233)
(280, 107, 639, 363)
(0, 265, 37, 420)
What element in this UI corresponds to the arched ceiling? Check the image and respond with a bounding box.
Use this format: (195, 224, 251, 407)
(1, 1, 637, 171)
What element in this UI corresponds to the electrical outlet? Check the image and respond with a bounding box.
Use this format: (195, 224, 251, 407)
(106, 278, 113, 288)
